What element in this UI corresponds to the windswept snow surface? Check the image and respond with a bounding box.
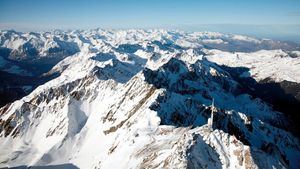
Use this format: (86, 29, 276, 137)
(205, 49, 300, 83)
(0, 29, 300, 169)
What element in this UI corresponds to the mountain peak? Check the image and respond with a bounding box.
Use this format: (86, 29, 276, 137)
(0, 29, 300, 169)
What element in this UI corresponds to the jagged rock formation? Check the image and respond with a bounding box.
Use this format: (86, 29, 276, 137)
(0, 29, 300, 169)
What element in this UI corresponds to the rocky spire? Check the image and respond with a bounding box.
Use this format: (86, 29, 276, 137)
(208, 98, 215, 130)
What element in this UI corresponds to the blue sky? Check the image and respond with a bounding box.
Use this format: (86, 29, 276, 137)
(0, 0, 300, 41)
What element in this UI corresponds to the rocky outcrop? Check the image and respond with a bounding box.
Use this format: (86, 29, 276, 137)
(0, 29, 299, 169)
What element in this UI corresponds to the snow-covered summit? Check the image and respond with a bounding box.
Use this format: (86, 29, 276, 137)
(0, 29, 299, 76)
(0, 29, 300, 169)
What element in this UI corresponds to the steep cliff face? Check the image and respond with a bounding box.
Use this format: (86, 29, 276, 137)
(1, 29, 300, 107)
(0, 29, 299, 169)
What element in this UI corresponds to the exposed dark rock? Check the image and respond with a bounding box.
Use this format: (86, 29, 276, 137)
(220, 65, 300, 137)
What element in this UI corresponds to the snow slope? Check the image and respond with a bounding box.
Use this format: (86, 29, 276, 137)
(205, 49, 300, 83)
(0, 29, 299, 76)
(0, 29, 300, 169)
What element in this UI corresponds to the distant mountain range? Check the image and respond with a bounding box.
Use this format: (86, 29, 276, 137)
(0, 29, 299, 169)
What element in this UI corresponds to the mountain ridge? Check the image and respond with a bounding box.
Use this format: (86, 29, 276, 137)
(0, 29, 300, 169)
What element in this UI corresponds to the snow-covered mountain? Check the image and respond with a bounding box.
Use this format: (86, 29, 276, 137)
(1, 29, 299, 76)
(0, 29, 300, 169)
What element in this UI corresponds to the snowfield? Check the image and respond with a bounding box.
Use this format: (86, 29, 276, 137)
(205, 49, 300, 83)
(0, 29, 300, 169)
